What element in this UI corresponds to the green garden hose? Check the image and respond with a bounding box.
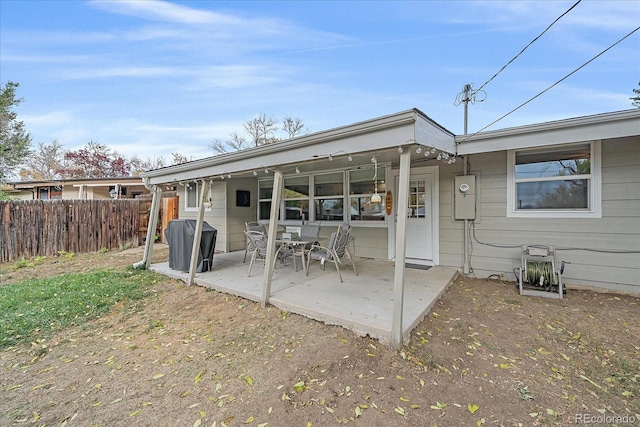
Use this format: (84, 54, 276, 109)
(526, 260, 554, 290)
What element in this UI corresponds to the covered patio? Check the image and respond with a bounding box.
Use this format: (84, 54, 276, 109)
(136, 109, 460, 346)
(149, 252, 457, 344)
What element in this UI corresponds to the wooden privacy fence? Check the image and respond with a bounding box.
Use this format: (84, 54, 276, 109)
(0, 199, 141, 263)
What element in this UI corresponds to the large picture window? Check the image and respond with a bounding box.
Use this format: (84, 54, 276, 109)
(284, 176, 309, 221)
(349, 167, 386, 221)
(257, 165, 389, 223)
(507, 142, 601, 218)
(314, 172, 345, 221)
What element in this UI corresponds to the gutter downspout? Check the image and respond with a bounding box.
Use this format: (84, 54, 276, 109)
(463, 158, 470, 275)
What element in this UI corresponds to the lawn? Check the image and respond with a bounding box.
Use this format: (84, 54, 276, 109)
(1, 248, 638, 426)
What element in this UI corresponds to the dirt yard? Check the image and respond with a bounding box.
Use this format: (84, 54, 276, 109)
(1, 247, 638, 426)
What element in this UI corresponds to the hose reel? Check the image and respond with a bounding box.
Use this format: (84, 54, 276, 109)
(525, 260, 554, 290)
(516, 245, 565, 299)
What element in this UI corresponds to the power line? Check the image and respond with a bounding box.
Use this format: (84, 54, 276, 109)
(477, 0, 582, 93)
(459, 26, 640, 143)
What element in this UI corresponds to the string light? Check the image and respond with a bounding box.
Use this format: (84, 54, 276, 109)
(416, 145, 423, 154)
(397, 146, 404, 153)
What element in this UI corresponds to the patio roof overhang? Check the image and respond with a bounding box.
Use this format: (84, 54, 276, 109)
(136, 108, 456, 348)
(141, 108, 455, 186)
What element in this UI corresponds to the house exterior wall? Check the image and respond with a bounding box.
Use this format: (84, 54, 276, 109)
(439, 136, 640, 294)
(178, 181, 228, 253)
(350, 226, 388, 259)
(227, 178, 260, 252)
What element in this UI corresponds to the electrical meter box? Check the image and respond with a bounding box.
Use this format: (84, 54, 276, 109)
(454, 175, 476, 220)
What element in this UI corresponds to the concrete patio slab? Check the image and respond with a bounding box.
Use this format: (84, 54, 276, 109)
(150, 251, 458, 344)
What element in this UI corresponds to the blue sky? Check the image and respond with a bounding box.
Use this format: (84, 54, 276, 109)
(1, 0, 638, 162)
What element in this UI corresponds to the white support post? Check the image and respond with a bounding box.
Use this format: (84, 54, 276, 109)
(134, 185, 161, 269)
(392, 150, 411, 348)
(78, 184, 85, 199)
(187, 179, 210, 286)
(262, 170, 283, 308)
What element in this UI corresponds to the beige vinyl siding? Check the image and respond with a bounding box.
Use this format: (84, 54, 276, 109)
(439, 137, 640, 294)
(178, 181, 228, 252)
(227, 178, 259, 252)
(350, 226, 388, 259)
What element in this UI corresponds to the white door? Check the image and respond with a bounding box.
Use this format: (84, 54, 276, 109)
(396, 173, 433, 261)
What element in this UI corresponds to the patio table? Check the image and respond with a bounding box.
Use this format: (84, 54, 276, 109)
(275, 237, 317, 275)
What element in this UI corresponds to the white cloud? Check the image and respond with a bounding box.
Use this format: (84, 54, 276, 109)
(89, 0, 241, 25)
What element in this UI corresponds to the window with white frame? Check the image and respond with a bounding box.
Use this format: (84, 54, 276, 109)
(284, 175, 309, 221)
(257, 166, 390, 223)
(185, 181, 199, 209)
(348, 166, 386, 221)
(184, 180, 211, 211)
(507, 141, 601, 218)
(258, 179, 273, 220)
(313, 172, 345, 222)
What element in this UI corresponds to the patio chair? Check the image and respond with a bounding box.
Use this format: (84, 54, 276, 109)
(244, 221, 266, 263)
(290, 222, 321, 271)
(245, 230, 269, 277)
(305, 224, 357, 282)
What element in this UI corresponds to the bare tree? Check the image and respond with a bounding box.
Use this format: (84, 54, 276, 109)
(171, 152, 192, 165)
(130, 155, 167, 175)
(210, 114, 308, 154)
(210, 132, 250, 154)
(632, 81, 640, 108)
(19, 140, 65, 180)
(244, 113, 278, 147)
(282, 116, 307, 139)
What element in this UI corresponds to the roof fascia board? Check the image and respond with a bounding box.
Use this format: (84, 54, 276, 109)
(144, 109, 456, 185)
(10, 177, 143, 188)
(146, 125, 417, 185)
(457, 109, 640, 155)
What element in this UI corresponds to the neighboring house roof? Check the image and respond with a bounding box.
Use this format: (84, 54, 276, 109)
(9, 176, 145, 189)
(456, 109, 640, 154)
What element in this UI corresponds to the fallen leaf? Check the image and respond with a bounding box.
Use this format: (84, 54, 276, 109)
(243, 415, 255, 423)
(468, 403, 479, 414)
(195, 369, 206, 384)
(394, 406, 406, 416)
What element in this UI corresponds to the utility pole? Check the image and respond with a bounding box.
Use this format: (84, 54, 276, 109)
(462, 83, 472, 135)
